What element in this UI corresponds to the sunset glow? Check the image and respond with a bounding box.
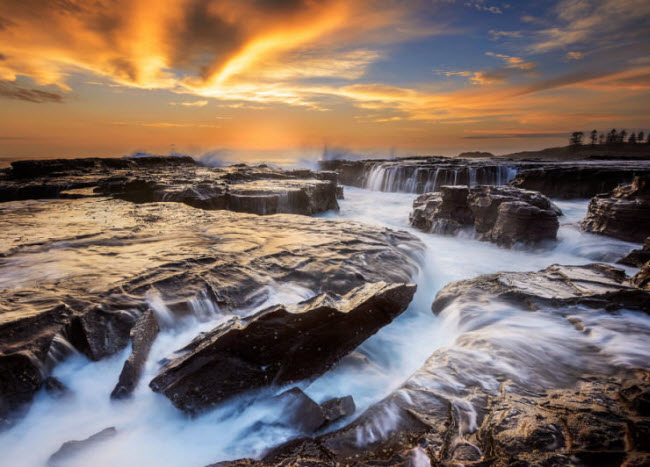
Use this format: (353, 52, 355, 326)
(1, 0, 649, 160)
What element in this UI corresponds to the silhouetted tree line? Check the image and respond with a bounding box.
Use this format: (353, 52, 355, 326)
(570, 129, 649, 146)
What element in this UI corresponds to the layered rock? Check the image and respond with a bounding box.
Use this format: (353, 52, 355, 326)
(581, 176, 650, 242)
(215, 264, 650, 466)
(620, 237, 650, 267)
(0, 197, 422, 423)
(410, 185, 561, 247)
(0, 156, 340, 216)
(111, 310, 159, 399)
(634, 261, 650, 290)
(510, 164, 650, 198)
(150, 282, 416, 413)
(273, 388, 355, 434)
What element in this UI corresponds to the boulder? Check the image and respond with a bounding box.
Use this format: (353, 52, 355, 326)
(410, 185, 561, 247)
(111, 310, 159, 399)
(273, 388, 355, 433)
(581, 176, 650, 242)
(619, 237, 650, 267)
(48, 427, 117, 466)
(150, 282, 416, 413)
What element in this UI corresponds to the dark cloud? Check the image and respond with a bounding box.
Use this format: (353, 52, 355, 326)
(462, 132, 566, 139)
(514, 69, 617, 96)
(0, 81, 64, 103)
(480, 66, 537, 84)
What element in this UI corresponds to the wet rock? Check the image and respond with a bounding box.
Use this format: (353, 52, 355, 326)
(44, 377, 69, 399)
(510, 165, 650, 198)
(432, 263, 650, 314)
(216, 264, 650, 466)
(619, 237, 650, 267)
(410, 185, 561, 247)
(633, 261, 650, 290)
(1, 156, 340, 216)
(47, 427, 117, 466)
(150, 282, 416, 413)
(111, 310, 159, 399)
(581, 176, 650, 242)
(0, 198, 422, 421)
(272, 388, 354, 434)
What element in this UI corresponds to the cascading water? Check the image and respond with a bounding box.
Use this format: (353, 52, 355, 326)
(0, 187, 646, 467)
(363, 163, 519, 193)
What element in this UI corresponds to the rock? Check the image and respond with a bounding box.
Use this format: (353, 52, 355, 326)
(581, 176, 650, 243)
(432, 263, 649, 314)
(320, 395, 355, 425)
(0, 197, 421, 422)
(47, 427, 117, 465)
(0, 156, 340, 216)
(44, 377, 69, 399)
(274, 388, 327, 433)
(216, 264, 650, 466)
(633, 261, 650, 290)
(410, 185, 561, 247)
(510, 165, 650, 198)
(111, 310, 159, 399)
(619, 237, 650, 267)
(150, 282, 416, 413)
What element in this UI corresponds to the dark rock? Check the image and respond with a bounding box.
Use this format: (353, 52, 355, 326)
(581, 176, 650, 242)
(0, 352, 43, 426)
(410, 185, 561, 247)
(619, 237, 650, 267)
(320, 395, 355, 425)
(47, 427, 117, 465)
(150, 282, 416, 413)
(510, 165, 650, 198)
(68, 307, 139, 361)
(274, 388, 327, 433)
(111, 310, 159, 399)
(1, 156, 340, 216)
(44, 377, 69, 399)
(633, 261, 650, 290)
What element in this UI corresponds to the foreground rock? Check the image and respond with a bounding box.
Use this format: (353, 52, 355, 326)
(150, 282, 416, 413)
(510, 164, 650, 198)
(274, 388, 355, 433)
(111, 310, 159, 399)
(48, 427, 117, 466)
(620, 237, 650, 267)
(215, 264, 650, 466)
(410, 185, 561, 247)
(0, 198, 422, 423)
(0, 156, 340, 216)
(581, 176, 650, 242)
(634, 261, 650, 290)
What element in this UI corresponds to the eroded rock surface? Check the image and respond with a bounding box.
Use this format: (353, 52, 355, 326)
(0, 197, 422, 422)
(410, 185, 561, 247)
(510, 165, 650, 198)
(48, 427, 117, 466)
(581, 176, 650, 243)
(0, 156, 340, 216)
(111, 310, 159, 399)
(214, 264, 650, 466)
(620, 237, 650, 267)
(634, 261, 650, 290)
(273, 388, 356, 434)
(150, 282, 416, 413)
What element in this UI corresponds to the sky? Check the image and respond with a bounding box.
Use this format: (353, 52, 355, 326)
(0, 0, 649, 162)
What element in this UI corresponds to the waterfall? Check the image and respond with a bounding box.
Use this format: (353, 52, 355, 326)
(362, 163, 519, 193)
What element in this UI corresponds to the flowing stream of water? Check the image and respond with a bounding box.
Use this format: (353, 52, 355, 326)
(0, 187, 647, 467)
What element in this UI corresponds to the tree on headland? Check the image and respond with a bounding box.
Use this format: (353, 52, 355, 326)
(629, 132, 637, 144)
(638, 131, 644, 143)
(599, 133, 605, 144)
(590, 129, 598, 145)
(569, 131, 584, 146)
(619, 129, 627, 144)
(606, 129, 618, 145)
